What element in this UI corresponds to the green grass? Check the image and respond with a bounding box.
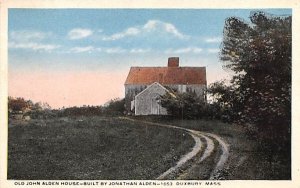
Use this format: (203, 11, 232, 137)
(8, 116, 194, 180)
(8, 116, 290, 180)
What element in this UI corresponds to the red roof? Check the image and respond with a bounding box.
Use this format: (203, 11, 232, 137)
(125, 66, 206, 85)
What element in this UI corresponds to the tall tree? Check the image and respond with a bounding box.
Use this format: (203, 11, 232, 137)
(220, 12, 291, 145)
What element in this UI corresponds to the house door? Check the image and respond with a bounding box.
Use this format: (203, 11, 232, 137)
(151, 98, 159, 115)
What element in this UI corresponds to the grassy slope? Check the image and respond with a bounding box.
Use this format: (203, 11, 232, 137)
(8, 116, 194, 180)
(134, 116, 291, 180)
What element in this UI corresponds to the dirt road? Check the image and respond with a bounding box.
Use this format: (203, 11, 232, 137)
(121, 117, 230, 180)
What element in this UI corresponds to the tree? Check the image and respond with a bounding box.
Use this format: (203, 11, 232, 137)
(103, 98, 125, 115)
(160, 92, 206, 119)
(8, 97, 29, 112)
(207, 80, 242, 122)
(220, 12, 291, 148)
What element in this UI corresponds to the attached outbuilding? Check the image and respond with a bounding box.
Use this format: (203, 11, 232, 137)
(134, 82, 170, 115)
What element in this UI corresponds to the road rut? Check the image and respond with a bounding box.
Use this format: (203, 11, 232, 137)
(120, 117, 230, 180)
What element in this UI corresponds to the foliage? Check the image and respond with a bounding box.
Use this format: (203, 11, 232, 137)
(55, 105, 104, 117)
(160, 92, 206, 119)
(54, 98, 125, 117)
(8, 96, 51, 114)
(8, 96, 126, 118)
(8, 97, 31, 112)
(218, 12, 291, 150)
(103, 98, 125, 115)
(207, 81, 240, 122)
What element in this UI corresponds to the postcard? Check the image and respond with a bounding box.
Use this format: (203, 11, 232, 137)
(0, 0, 299, 188)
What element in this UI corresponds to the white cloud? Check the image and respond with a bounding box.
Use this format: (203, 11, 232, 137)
(102, 27, 140, 41)
(130, 48, 151, 53)
(9, 42, 60, 52)
(9, 30, 51, 42)
(205, 37, 222, 43)
(105, 47, 126, 54)
(207, 48, 220, 53)
(95, 48, 102, 52)
(9, 30, 59, 52)
(69, 46, 94, 53)
(68, 28, 93, 40)
(143, 20, 188, 39)
(165, 47, 203, 54)
(165, 23, 187, 39)
(66, 46, 126, 54)
(192, 48, 203, 53)
(144, 20, 189, 39)
(173, 48, 191, 54)
(102, 20, 188, 41)
(143, 20, 157, 30)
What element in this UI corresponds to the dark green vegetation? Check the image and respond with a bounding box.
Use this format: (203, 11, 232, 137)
(8, 97, 125, 119)
(218, 11, 291, 142)
(8, 117, 194, 180)
(135, 116, 291, 180)
(160, 92, 208, 119)
(217, 12, 291, 175)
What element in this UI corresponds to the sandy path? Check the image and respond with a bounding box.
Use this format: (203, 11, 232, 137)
(196, 133, 215, 163)
(156, 133, 202, 180)
(205, 132, 230, 179)
(119, 117, 229, 180)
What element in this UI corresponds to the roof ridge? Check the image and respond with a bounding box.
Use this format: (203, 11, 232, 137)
(125, 66, 207, 85)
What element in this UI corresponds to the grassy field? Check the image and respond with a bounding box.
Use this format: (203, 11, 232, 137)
(133, 116, 291, 180)
(8, 115, 290, 180)
(8, 116, 194, 180)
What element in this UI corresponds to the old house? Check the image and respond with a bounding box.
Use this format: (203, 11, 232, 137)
(124, 57, 207, 115)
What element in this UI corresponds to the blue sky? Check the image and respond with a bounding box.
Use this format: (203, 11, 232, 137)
(8, 9, 292, 107)
(9, 9, 291, 70)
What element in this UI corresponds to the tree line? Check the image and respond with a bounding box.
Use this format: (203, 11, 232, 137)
(8, 97, 125, 118)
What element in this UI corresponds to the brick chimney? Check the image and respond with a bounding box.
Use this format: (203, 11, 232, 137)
(168, 57, 179, 67)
